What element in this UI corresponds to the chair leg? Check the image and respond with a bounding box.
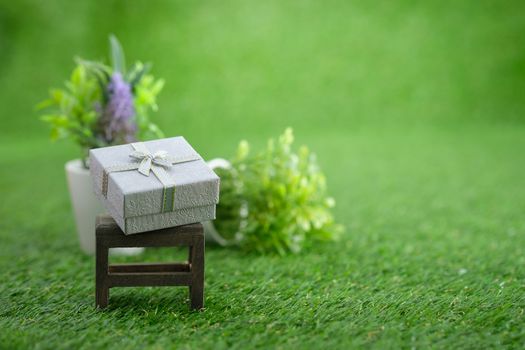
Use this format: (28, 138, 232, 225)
(188, 245, 192, 300)
(189, 236, 204, 310)
(96, 239, 109, 309)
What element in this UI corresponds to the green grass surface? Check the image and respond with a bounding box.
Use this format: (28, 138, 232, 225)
(1, 1, 524, 349)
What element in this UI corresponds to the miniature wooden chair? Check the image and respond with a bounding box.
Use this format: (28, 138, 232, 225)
(95, 215, 204, 310)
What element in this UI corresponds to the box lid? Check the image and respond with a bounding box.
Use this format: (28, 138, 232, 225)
(90, 136, 220, 219)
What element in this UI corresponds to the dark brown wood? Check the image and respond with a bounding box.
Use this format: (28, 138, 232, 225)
(95, 215, 205, 311)
(108, 263, 190, 273)
(101, 234, 195, 248)
(190, 234, 205, 309)
(108, 272, 192, 287)
(95, 237, 109, 309)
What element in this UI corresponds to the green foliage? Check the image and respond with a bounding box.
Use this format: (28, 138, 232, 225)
(134, 72, 165, 141)
(37, 36, 164, 165)
(215, 128, 342, 254)
(38, 65, 103, 156)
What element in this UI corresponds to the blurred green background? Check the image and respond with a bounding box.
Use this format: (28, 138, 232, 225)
(1, 1, 524, 348)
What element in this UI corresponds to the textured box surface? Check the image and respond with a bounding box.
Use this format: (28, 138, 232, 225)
(106, 201, 216, 235)
(89, 137, 220, 234)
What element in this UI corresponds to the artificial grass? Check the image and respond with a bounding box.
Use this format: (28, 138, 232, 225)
(1, 0, 525, 349)
(1, 126, 524, 349)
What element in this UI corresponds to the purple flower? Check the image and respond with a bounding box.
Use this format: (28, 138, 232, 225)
(98, 73, 137, 144)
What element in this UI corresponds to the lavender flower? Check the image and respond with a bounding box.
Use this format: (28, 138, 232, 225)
(98, 73, 137, 144)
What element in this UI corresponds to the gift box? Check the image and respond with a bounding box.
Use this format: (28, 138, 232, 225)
(89, 137, 220, 234)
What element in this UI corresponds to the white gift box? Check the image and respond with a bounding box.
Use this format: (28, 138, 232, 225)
(89, 137, 220, 234)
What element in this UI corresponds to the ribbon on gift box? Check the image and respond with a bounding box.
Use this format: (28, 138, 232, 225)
(101, 142, 201, 213)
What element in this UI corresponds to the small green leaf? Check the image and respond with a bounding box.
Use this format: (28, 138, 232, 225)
(71, 65, 85, 86)
(35, 99, 54, 111)
(49, 127, 60, 141)
(50, 89, 64, 103)
(148, 123, 164, 138)
(109, 34, 126, 74)
(151, 79, 165, 95)
(129, 62, 152, 89)
(41, 114, 69, 127)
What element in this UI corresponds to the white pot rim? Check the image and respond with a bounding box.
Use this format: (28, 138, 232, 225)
(65, 159, 89, 175)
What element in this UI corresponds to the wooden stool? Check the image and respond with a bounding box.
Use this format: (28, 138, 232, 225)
(95, 215, 204, 310)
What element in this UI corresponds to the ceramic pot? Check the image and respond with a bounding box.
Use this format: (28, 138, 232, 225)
(65, 159, 143, 255)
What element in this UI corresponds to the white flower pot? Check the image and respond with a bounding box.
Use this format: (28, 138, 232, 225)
(65, 159, 143, 255)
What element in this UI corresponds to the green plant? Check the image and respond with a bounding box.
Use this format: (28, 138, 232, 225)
(215, 128, 342, 254)
(37, 35, 165, 166)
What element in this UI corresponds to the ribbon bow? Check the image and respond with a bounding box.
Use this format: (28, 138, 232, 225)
(130, 149, 172, 176)
(101, 142, 201, 213)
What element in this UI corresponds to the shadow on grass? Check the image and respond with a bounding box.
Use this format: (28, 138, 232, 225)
(205, 239, 343, 257)
(103, 288, 195, 314)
